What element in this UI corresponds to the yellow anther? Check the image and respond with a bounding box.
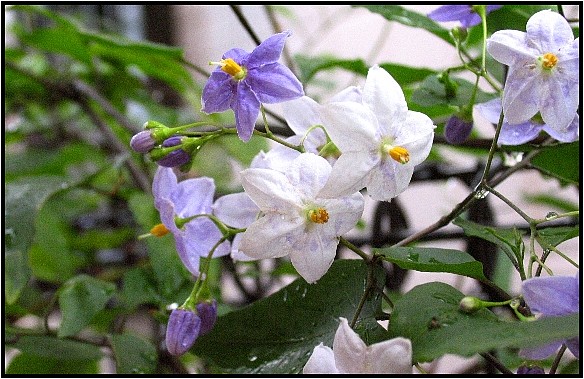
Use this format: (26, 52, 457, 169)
(150, 223, 170, 237)
(541, 53, 558, 69)
(308, 208, 329, 224)
(388, 146, 410, 164)
(212, 58, 246, 80)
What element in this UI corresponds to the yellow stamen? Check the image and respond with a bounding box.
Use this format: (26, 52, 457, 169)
(150, 223, 170, 237)
(211, 58, 246, 80)
(308, 208, 329, 224)
(541, 53, 558, 69)
(388, 146, 410, 164)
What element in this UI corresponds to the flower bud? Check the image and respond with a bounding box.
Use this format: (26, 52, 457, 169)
(450, 26, 468, 43)
(444, 115, 473, 144)
(459, 296, 483, 313)
(517, 364, 545, 375)
(130, 130, 157, 153)
(196, 300, 218, 335)
(155, 136, 191, 168)
(165, 308, 201, 356)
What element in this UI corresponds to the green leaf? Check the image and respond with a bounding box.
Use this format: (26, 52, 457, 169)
(410, 74, 496, 109)
(6, 353, 99, 375)
(57, 274, 116, 337)
(110, 333, 158, 374)
(537, 226, 579, 248)
(356, 5, 453, 45)
(11, 335, 103, 361)
(379, 63, 437, 87)
(122, 267, 161, 309)
(294, 54, 369, 83)
(4, 175, 69, 304)
(192, 259, 385, 374)
(374, 246, 488, 281)
(531, 142, 579, 185)
(389, 282, 580, 362)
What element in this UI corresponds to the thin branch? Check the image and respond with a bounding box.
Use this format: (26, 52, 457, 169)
(230, 5, 261, 45)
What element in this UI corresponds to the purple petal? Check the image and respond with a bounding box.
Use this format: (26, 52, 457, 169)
(246, 31, 291, 68)
(152, 167, 178, 209)
(444, 116, 473, 144)
(232, 82, 261, 142)
(538, 70, 579, 133)
(487, 30, 536, 66)
(196, 300, 218, 336)
(522, 275, 579, 316)
(519, 341, 563, 360)
(246, 63, 304, 104)
(498, 121, 543, 145)
(130, 130, 156, 153)
(526, 10, 574, 52)
(201, 71, 236, 114)
(565, 337, 580, 358)
(173, 177, 215, 218)
(223, 47, 249, 62)
(212, 192, 260, 229)
(165, 309, 201, 356)
(428, 5, 472, 22)
(501, 67, 540, 125)
(543, 113, 579, 142)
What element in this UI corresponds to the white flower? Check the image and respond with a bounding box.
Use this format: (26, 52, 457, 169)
(318, 65, 435, 201)
(303, 317, 413, 374)
(238, 153, 364, 283)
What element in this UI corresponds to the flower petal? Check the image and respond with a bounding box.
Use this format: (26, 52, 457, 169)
(230, 234, 257, 262)
(519, 341, 563, 360)
(428, 5, 471, 23)
(526, 10, 574, 52)
(543, 113, 579, 142)
(362, 65, 408, 137)
(565, 337, 580, 359)
(246, 63, 304, 104)
(233, 82, 261, 142)
(320, 193, 365, 236)
(487, 30, 537, 66)
(288, 229, 338, 283)
(223, 47, 248, 61)
(282, 96, 322, 137)
(285, 153, 331, 199)
(174, 177, 215, 218)
(332, 318, 368, 373)
(303, 343, 339, 374)
(366, 159, 415, 201)
(330, 85, 362, 103)
(498, 121, 543, 145)
(366, 337, 413, 374)
(538, 72, 579, 133)
(320, 101, 380, 153)
(246, 31, 291, 68)
(152, 167, 178, 209)
(318, 151, 378, 198)
(213, 192, 259, 229)
(201, 71, 236, 114)
(501, 66, 540, 124)
(238, 213, 304, 259)
(394, 110, 435, 166)
(522, 275, 579, 316)
(240, 167, 303, 212)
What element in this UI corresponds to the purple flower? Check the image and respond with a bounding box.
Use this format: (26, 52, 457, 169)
(519, 274, 579, 360)
(517, 365, 545, 375)
(428, 5, 502, 28)
(487, 10, 579, 134)
(155, 136, 191, 168)
(444, 115, 473, 144)
(152, 167, 230, 276)
(130, 130, 157, 153)
(201, 31, 304, 142)
(476, 98, 579, 145)
(165, 300, 218, 356)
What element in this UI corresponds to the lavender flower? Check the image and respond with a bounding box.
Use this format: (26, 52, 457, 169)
(130, 130, 157, 153)
(428, 5, 502, 28)
(165, 300, 218, 356)
(519, 274, 579, 360)
(444, 115, 473, 144)
(201, 31, 304, 142)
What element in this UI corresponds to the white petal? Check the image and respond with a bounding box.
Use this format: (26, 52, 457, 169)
(213, 192, 260, 229)
(502, 67, 540, 124)
(240, 167, 302, 212)
(363, 65, 408, 136)
(526, 10, 574, 52)
(288, 229, 338, 283)
(394, 110, 435, 166)
(230, 234, 257, 261)
(318, 151, 378, 198)
(286, 153, 332, 199)
(367, 159, 415, 201)
(538, 74, 578, 133)
(282, 96, 321, 136)
(238, 214, 304, 259)
(320, 101, 379, 153)
(303, 343, 339, 374)
(365, 337, 413, 374)
(487, 30, 537, 66)
(320, 193, 365, 236)
(332, 318, 367, 373)
(330, 85, 362, 103)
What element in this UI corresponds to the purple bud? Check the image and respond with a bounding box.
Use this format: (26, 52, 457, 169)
(517, 365, 545, 375)
(130, 130, 156, 153)
(196, 300, 218, 335)
(165, 309, 201, 356)
(156, 136, 191, 167)
(444, 116, 473, 144)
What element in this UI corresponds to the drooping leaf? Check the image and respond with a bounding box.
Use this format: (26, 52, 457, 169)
(531, 142, 579, 185)
(57, 274, 116, 337)
(374, 246, 488, 281)
(110, 333, 158, 374)
(537, 225, 579, 248)
(192, 259, 385, 374)
(388, 282, 580, 362)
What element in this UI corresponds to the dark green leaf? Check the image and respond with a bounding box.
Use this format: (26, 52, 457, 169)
(20, 25, 92, 64)
(374, 246, 488, 281)
(57, 274, 116, 337)
(410, 74, 497, 109)
(5, 175, 69, 304)
(122, 267, 161, 309)
(379, 63, 437, 87)
(389, 282, 580, 362)
(192, 259, 385, 374)
(531, 142, 579, 185)
(11, 335, 103, 361)
(537, 226, 579, 247)
(110, 333, 158, 374)
(5, 353, 99, 374)
(294, 54, 369, 83)
(524, 193, 578, 213)
(356, 5, 453, 45)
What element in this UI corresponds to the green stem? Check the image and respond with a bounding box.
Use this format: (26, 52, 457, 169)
(340, 237, 371, 261)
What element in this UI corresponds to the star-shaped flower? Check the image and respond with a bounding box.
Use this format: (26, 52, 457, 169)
(428, 5, 502, 28)
(519, 273, 579, 360)
(476, 98, 579, 145)
(201, 31, 304, 142)
(303, 317, 413, 374)
(318, 65, 435, 201)
(237, 153, 364, 283)
(486, 10, 579, 134)
(152, 167, 230, 275)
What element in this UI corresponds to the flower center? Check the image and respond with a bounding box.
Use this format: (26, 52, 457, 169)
(541, 53, 558, 70)
(211, 58, 247, 80)
(150, 223, 170, 237)
(308, 207, 329, 224)
(388, 146, 410, 164)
